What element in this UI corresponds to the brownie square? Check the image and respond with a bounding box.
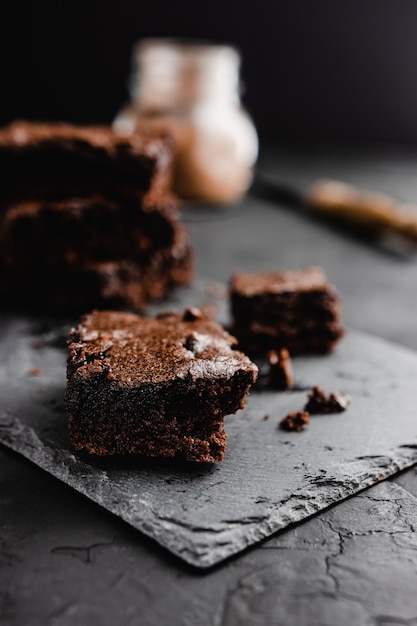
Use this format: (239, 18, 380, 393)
(0, 232, 193, 313)
(229, 266, 344, 355)
(65, 309, 258, 462)
(0, 120, 173, 204)
(0, 193, 183, 269)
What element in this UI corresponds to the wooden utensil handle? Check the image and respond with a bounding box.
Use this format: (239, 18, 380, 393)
(305, 179, 417, 243)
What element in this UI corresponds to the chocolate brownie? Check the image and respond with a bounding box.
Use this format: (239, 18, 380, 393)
(0, 120, 173, 204)
(65, 308, 258, 462)
(0, 193, 182, 268)
(0, 120, 197, 312)
(0, 232, 193, 312)
(229, 267, 344, 355)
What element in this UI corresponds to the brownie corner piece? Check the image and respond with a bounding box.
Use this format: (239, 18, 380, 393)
(65, 308, 258, 463)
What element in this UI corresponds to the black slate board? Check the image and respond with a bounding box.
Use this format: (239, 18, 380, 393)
(1, 281, 417, 568)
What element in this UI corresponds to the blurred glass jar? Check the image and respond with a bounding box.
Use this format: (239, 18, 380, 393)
(113, 39, 258, 204)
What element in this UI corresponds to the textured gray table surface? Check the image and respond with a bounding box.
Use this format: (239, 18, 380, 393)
(3, 145, 417, 623)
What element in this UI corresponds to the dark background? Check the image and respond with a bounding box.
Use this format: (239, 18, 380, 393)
(3, 1, 417, 146)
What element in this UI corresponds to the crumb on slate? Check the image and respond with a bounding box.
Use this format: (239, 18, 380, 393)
(183, 306, 204, 321)
(304, 385, 351, 414)
(28, 367, 43, 376)
(279, 411, 310, 432)
(267, 347, 293, 390)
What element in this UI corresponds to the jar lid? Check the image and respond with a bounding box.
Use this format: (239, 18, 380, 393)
(130, 38, 242, 107)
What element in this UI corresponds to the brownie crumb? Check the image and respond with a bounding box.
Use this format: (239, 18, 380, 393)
(183, 333, 198, 352)
(28, 367, 43, 376)
(279, 411, 310, 432)
(263, 414, 270, 421)
(183, 307, 203, 322)
(267, 348, 293, 390)
(304, 385, 351, 414)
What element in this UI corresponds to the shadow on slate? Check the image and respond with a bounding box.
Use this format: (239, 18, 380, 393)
(1, 280, 417, 568)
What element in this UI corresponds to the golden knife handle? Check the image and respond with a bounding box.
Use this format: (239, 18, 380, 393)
(304, 179, 417, 243)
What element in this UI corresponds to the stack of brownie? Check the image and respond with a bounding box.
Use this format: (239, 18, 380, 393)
(0, 120, 193, 311)
(229, 266, 344, 355)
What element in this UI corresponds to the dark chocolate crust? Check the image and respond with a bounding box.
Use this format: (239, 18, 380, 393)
(65, 309, 258, 462)
(230, 267, 344, 355)
(0, 120, 173, 204)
